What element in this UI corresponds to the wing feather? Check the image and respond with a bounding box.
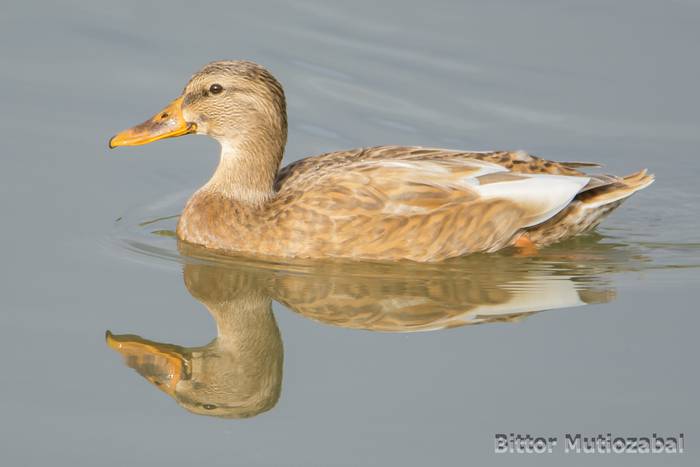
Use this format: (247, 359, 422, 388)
(473, 173, 590, 227)
(287, 156, 588, 227)
(268, 146, 593, 259)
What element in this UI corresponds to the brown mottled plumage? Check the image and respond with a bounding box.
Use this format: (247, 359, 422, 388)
(110, 61, 654, 262)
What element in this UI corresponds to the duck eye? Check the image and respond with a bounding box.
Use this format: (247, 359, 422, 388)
(209, 84, 223, 95)
(202, 403, 217, 410)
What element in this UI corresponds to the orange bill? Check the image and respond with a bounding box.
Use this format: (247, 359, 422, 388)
(105, 330, 191, 396)
(109, 97, 196, 148)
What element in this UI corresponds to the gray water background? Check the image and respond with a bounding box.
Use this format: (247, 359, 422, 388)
(1, 1, 699, 465)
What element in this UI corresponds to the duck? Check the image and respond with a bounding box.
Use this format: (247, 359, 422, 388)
(109, 60, 654, 262)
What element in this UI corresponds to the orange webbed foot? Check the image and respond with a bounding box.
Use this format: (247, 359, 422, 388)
(513, 235, 539, 257)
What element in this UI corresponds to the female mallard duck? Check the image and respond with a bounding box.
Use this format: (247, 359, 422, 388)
(110, 60, 653, 262)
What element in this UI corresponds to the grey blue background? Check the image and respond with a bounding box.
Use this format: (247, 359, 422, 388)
(1, 1, 699, 465)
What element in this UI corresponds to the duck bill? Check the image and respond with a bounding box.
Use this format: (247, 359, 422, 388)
(108, 97, 196, 148)
(106, 330, 191, 396)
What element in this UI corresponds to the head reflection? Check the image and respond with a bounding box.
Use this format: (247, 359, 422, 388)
(107, 262, 283, 418)
(107, 238, 623, 418)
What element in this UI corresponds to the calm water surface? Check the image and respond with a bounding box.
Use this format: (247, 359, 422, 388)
(1, 1, 699, 466)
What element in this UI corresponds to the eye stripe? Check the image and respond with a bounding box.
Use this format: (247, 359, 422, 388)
(183, 92, 200, 106)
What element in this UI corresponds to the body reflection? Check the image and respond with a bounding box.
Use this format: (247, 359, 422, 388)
(108, 236, 634, 418)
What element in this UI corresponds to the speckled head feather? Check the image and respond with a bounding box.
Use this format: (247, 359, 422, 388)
(181, 60, 287, 156)
(183, 60, 286, 127)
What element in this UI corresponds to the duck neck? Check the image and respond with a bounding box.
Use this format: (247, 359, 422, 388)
(207, 294, 278, 351)
(202, 132, 285, 207)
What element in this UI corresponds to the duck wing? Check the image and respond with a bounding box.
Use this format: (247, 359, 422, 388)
(270, 146, 589, 261)
(276, 146, 596, 188)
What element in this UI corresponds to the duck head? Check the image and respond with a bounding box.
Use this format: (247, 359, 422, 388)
(109, 60, 287, 154)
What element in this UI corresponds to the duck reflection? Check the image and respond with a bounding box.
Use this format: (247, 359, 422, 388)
(107, 236, 633, 418)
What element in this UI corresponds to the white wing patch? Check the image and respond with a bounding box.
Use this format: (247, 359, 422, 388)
(473, 173, 590, 226)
